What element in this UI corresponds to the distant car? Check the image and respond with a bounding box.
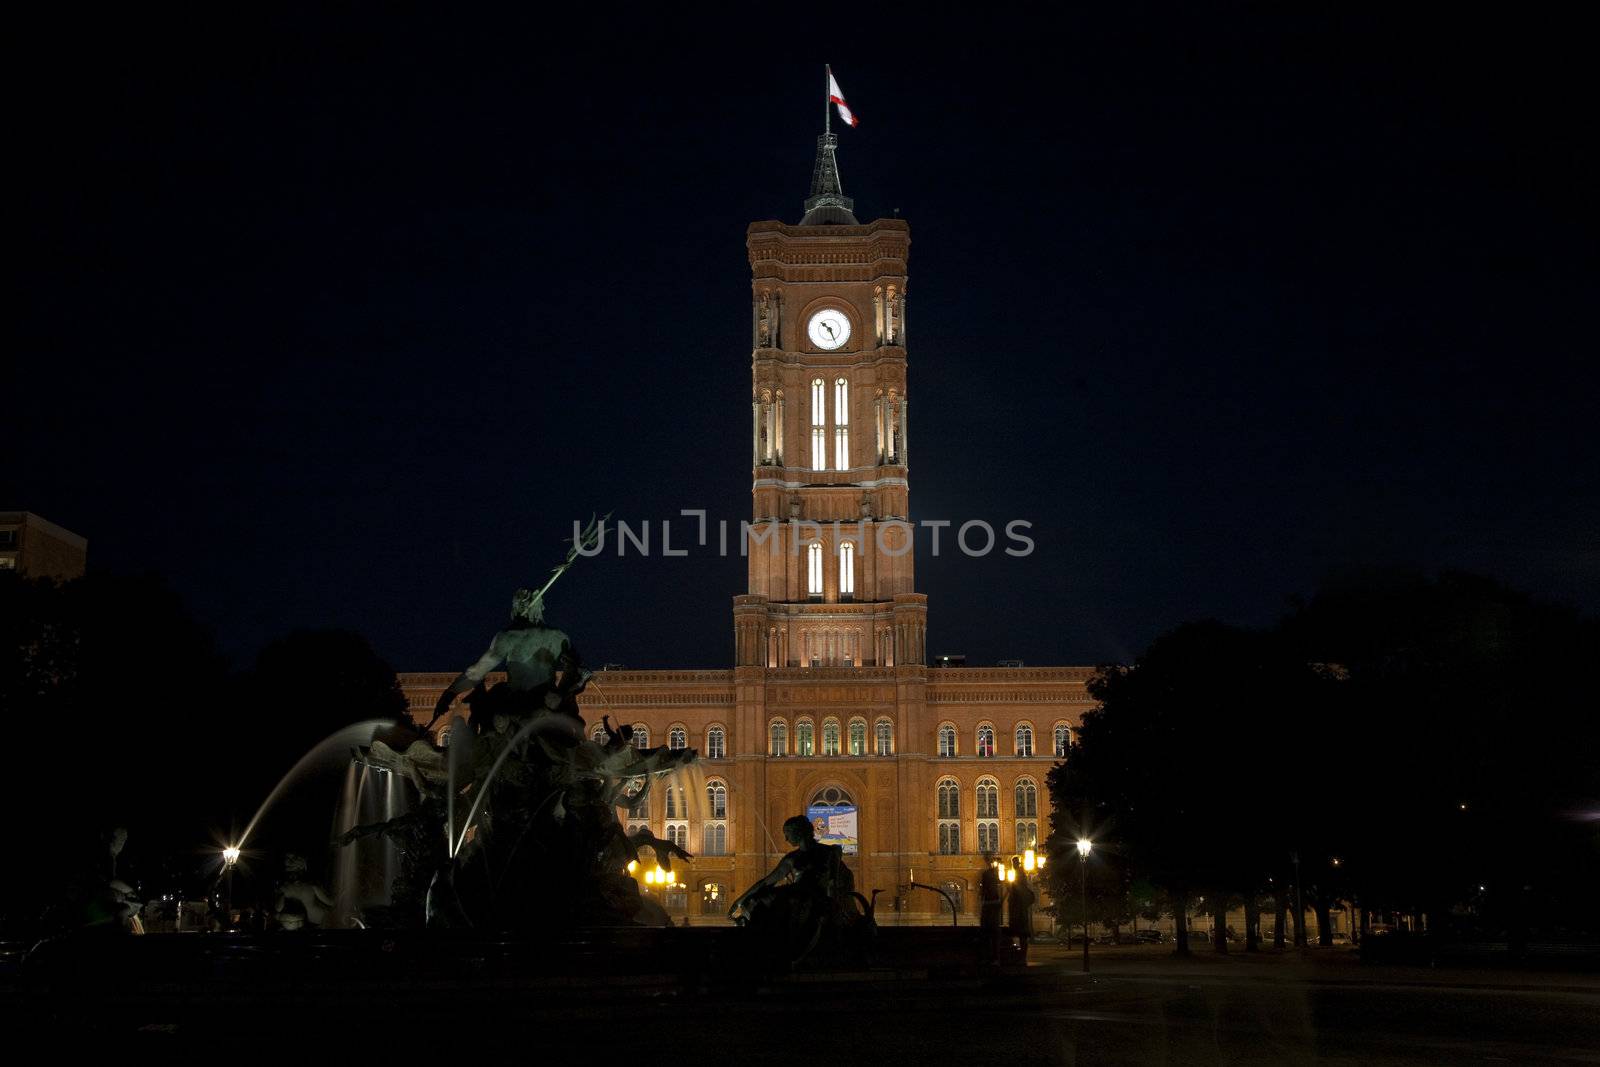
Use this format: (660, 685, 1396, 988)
(1134, 929, 1163, 943)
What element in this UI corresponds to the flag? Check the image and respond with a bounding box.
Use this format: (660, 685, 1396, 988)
(828, 69, 859, 128)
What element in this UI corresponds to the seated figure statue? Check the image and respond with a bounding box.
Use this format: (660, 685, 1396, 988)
(728, 815, 870, 963)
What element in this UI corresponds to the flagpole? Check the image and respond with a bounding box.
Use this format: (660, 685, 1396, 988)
(824, 64, 831, 136)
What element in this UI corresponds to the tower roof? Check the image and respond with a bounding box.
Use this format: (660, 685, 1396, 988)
(800, 133, 859, 226)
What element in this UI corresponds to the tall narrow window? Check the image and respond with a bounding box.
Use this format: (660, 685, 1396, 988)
(838, 540, 855, 600)
(631, 724, 650, 750)
(977, 778, 999, 818)
(796, 720, 815, 757)
(1015, 724, 1034, 758)
(822, 719, 841, 756)
(848, 718, 867, 756)
(937, 779, 961, 854)
(977, 779, 1000, 852)
(668, 726, 687, 751)
(1014, 779, 1038, 818)
(706, 726, 726, 760)
(976, 725, 995, 758)
(807, 542, 823, 598)
(769, 720, 788, 757)
(811, 378, 826, 470)
(834, 377, 850, 470)
(665, 784, 688, 849)
(938, 724, 957, 757)
(1053, 723, 1071, 758)
(874, 719, 893, 756)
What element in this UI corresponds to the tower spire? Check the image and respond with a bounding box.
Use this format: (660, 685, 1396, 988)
(802, 66, 858, 226)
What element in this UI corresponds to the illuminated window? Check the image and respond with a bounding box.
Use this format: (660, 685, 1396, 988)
(874, 719, 893, 756)
(976, 778, 999, 819)
(631, 724, 650, 749)
(701, 882, 727, 909)
(848, 718, 868, 756)
(839, 540, 855, 599)
(796, 720, 815, 757)
(1053, 723, 1071, 758)
(938, 724, 957, 758)
(769, 720, 788, 756)
(590, 724, 608, 742)
(1015, 821, 1038, 850)
(811, 378, 827, 470)
(1014, 724, 1034, 758)
(938, 822, 960, 855)
(822, 719, 841, 756)
(704, 780, 728, 855)
(706, 726, 726, 760)
(665, 784, 686, 819)
(668, 726, 687, 750)
(976, 725, 995, 758)
(941, 880, 965, 912)
(977, 821, 999, 855)
(1014, 779, 1038, 818)
(666, 822, 688, 850)
(834, 377, 850, 470)
(937, 779, 961, 819)
(807, 542, 824, 598)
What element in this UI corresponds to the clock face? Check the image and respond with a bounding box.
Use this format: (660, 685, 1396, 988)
(807, 309, 852, 351)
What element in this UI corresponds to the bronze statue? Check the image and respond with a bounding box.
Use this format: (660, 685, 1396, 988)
(729, 814, 873, 964)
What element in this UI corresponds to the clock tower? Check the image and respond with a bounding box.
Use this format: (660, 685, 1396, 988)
(734, 132, 925, 670)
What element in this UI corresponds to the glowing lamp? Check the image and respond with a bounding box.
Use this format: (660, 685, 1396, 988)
(1075, 838, 1092, 858)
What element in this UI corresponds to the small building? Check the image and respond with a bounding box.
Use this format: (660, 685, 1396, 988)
(0, 511, 87, 579)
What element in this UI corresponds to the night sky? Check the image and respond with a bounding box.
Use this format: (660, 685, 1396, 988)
(10, 9, 1597, 672)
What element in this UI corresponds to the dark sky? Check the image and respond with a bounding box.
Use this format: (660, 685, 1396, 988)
(10, 9, 1597, 671)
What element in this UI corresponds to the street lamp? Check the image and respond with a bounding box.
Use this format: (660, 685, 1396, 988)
(221, 846, 240, 929)
(1076, 838, 1092, 972)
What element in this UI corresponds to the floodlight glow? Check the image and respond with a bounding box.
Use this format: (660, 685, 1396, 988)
(222, 846, 241, 866)
(1075, 839, 1092, 857)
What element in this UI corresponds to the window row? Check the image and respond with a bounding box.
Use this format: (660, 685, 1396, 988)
(936, 722, 1073, 758)
(625, 780, 730, 856)
(809, 377, 851, 472)
(594, 722, 728, 760)
(935, 778, 1041, 855)
(767, 716, 894, 757)
(805, 540, 855, 598)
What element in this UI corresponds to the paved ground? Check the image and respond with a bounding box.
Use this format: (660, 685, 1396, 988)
(10, 938, 1598, 1060)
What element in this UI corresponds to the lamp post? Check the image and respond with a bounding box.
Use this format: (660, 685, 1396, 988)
(222, 846, 240, 928)
(1076, 838, 1092, 973)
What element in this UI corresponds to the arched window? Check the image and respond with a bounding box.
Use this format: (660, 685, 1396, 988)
(703, 779, 728, 856)
(834, 377, 850, 470)
(796, 719, 815, 757)
(701, 882, 727, 909)
(590, 724, 608, 742)
(977, 778, 1000, 853)
(667, 823, 688, 850)
(668, 725, 687, 751)
(941, 880, 965, 914)
(1053, 722, 1071, 758)
(1014, 778, 1038, 818)
(874, 719, 893, 756)
(665, 783, 685, 820)
(1014, 723, 1034, 758)
(977, 778, 999, 819)
(938, 724, 957, 758)
(848, 718, 868, 756)
(631, 724, 650, 749)
(839, 540, 855, 599)
(624, 778, 648, 824)
(811, 378, 826, 470)
(706, 725, 726, 760)
(807, 542, 824, 598)
(1016, 821, 1038, 850)
(976, 724, 995, 758)
(937, 779, 961, 819)
(822, 719, 841, 756)
(809, 786, 857, 855)
(769, 719, 788, 757)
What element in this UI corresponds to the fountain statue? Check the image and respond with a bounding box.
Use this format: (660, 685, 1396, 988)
(728, 814, 876, 965)
(335, 517, 699, 930)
